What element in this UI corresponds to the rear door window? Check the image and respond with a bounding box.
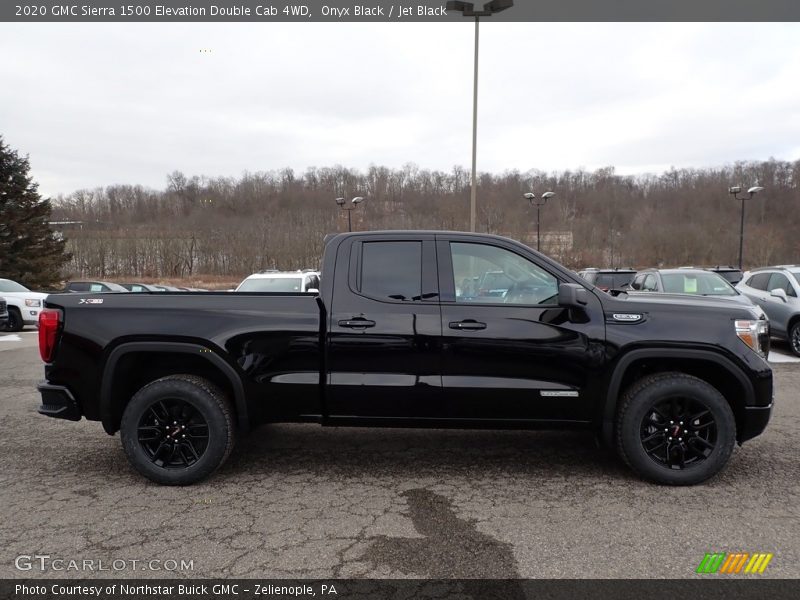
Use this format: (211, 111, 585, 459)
(747, 273, 772, 291)
(360, 241, 422, 301)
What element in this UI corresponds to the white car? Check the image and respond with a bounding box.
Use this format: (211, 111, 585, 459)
(0, 278, 49, 331)
(235, 270, 320, 293)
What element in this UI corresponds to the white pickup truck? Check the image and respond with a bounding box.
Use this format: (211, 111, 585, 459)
(0, 278, 48, 331)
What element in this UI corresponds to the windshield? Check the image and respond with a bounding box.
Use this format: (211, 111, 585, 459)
(237, 277, 304, 292)
(661, 272, 737, 296)
(0, 280, 30, 292)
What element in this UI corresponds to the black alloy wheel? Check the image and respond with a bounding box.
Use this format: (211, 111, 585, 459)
(639, 397, 717, 470)
(137, 398, 210, 468)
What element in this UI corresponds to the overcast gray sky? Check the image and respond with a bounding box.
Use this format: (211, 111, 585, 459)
(2, 22, 799, 197)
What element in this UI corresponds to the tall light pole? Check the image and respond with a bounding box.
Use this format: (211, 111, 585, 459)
(336, 196, 364, 232)
(729, 186, 764, 269)
(447, 0, 514, 232)
(523, 191, 556, 251)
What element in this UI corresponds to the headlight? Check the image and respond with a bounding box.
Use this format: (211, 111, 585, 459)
(735, 319, 769, 356)
(25, 299, 42, 307)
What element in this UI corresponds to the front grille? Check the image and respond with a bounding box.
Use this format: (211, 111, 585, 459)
(0, 300, 7, 314)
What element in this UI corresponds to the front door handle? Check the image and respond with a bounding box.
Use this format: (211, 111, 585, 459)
(449, 319, 487, 331)
(338, 318, 376, 329)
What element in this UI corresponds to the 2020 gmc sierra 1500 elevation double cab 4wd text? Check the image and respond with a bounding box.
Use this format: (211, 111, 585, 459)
(36, 231, 773, 485)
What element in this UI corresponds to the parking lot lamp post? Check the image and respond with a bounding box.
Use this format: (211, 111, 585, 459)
(729, 186, 764, 269)
(336, 197, 364, 232)
(523, 191, 556, 251)
(446, 1, 514, 232)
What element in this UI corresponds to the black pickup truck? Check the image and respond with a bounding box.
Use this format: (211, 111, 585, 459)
(37, 231, 773, 486)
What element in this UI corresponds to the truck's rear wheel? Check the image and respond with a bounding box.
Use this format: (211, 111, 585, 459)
(616, 372, 736, 486)
(120, 375, 235, 485)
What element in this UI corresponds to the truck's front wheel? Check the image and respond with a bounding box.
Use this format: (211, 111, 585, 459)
(120, 375, 236, 485)
(616, 372, 736, 485)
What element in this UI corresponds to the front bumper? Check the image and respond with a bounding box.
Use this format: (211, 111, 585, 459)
(739, 403, 773, 443)
(37, 382, 82, 421)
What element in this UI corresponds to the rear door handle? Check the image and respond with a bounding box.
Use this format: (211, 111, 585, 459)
(449, 319, 487, 331)
(338, 318, 376, 329)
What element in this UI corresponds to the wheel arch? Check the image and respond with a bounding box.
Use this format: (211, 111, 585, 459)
(100, 342, 250, 435)
(600, 348, 755, 446)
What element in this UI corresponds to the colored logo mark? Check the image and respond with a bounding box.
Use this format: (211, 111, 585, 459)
(696, 552, 773, 574)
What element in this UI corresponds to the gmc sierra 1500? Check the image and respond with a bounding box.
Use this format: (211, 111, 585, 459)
(37, 231, 772, 485)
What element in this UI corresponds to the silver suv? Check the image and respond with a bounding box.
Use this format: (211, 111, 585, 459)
(737, 266, 800, 356)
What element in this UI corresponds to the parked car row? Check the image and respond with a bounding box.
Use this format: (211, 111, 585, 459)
(577, 264, 799, 356)
(64, 281, 207, 292)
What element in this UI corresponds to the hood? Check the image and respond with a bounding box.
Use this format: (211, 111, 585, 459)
(607, 291, 763, 318)
(1, 291, 49, 301)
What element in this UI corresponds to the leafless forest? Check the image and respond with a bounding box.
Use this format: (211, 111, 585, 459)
(51, 159, 800, 280)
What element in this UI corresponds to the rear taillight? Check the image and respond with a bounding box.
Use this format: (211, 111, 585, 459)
(39, 309, 61, 363)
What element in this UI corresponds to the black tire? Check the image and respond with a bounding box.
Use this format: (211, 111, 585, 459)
(616, 372, 736, 486)
(789, 321, 800, 357)
(120, 374, 236, 485)
(3, 307, 24, 332)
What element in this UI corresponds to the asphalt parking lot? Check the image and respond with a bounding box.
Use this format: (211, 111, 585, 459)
(1, 330, 798, 579)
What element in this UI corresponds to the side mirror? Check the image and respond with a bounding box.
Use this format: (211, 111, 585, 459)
(558, 283, 589, 308)
(306, 288, 319, 295)
(630, 281, 641, 290)
(770, 288, 788, 302)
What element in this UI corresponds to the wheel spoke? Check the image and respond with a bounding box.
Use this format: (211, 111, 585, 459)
(187, 423, 209, 438)
(178, 445, 191, 467)
(137, 425, 161, 442)
(690, 436, 715, 451)
(149, 441, 169, 463)
(675, 444, 686, 469)
(641, 431, 662, 444)
(182, 438, 200, 461)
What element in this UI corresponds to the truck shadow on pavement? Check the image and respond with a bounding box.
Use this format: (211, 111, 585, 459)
(223, 424, 629, 481)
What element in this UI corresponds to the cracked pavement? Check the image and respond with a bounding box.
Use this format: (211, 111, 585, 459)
(1, 332, 799, 579)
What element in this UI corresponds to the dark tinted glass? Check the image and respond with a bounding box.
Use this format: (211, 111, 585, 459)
(361, 241, 421, 301)
(716, 270, 742, 284)
(747, 273, 771, 291)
